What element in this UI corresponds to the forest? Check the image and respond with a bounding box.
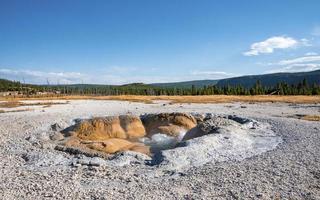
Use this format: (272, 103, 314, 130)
(1, 78, 320, 96)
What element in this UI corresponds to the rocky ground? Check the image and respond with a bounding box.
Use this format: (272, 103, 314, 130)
(0, 100, 319, 199)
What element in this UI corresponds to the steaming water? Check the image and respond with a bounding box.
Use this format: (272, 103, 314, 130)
(139, 131, 187, 152)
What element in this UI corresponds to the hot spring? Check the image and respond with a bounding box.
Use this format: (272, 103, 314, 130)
(51, 112, 282, 170)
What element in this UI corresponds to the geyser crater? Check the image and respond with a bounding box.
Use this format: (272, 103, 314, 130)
(51, 113, 281, 170)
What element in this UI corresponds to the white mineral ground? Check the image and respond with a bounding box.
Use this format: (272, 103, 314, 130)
(0, 100, 319, 199)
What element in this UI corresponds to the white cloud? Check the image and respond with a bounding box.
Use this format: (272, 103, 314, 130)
(305, 52, 318, 56)
(99, 74, 194, 85)
(277, 56, 320, 65)
(243, 36, 308, 56)
(266, 55, 320, 73)
(0, 67, 238, 85)
(191, 71, 235, 79)
(300, 38, 312, 46)
(0, 67, 182, 85)
(267, 63, 320, 73)
(98, 71, 236, 84)
(0, 68, 87, 84)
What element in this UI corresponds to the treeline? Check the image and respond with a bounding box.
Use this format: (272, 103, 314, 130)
(0, 79, 23, 91)
(0, 79, 45, 93)
(51, 79, 320, 96)
(1, 78, 320, 96)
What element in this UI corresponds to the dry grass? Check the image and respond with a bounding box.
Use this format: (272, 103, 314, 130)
(151, 95, 320, 104)
(0, 108, 33, 113)
(301, 115, 320, 121)
(0, 101, 69, 108)
(289, 114, 320, 122)
(0, 95, 319, 104)
(0, 101, 22, 108)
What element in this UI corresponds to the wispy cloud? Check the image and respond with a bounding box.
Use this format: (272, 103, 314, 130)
(277, 56, 320, 65)
(243, 36, 309, 56)
(190, 71, 235, 79)
(267, 63, 320, 73)
(305, 52, 318, 56)
(0, 68, 87, 84)
(99, 74, 196, 85)
(0, 67, 239, 85)
(266, 55, 320, 73)
(300, 38, 312, 46)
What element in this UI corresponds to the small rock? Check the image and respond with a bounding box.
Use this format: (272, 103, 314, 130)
(256, 193, 263, 198)
(51, 123, 62, 131)
(38, 132, 50, 141)
(90, 157, 106, 167)
(50, 132, 65, 141)
(41, 141, 55, 149)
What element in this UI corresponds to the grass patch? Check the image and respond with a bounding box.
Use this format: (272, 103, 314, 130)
(0, 108, 33, 113)
(0, 101, 22, 108)
(289, 114, 320, 122)
(301, 115, 320, 121)
(0, 101, 69, 108)
(0, 95, 319, 104)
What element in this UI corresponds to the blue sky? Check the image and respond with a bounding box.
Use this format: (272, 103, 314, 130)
(1, 0, 320, 84)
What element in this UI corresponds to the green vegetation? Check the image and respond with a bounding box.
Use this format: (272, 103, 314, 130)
(0, 79, 23, 91)
(0, 79, 45, 94)
(1, 70, 319, 96)
(1, 78, 319, 96)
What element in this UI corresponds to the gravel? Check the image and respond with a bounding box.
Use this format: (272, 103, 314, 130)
(0, 100, 319, 199)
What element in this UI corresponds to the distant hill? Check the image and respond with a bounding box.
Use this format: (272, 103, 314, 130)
(46, 83, 157, 90)
(150, 70, 320, 88)
(216, 70, 320, 88)
(151, 79, 219, 88)
(1, 70, 319, 92)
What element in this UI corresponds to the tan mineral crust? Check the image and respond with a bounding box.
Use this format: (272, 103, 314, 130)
(59, 113, 198, 156)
